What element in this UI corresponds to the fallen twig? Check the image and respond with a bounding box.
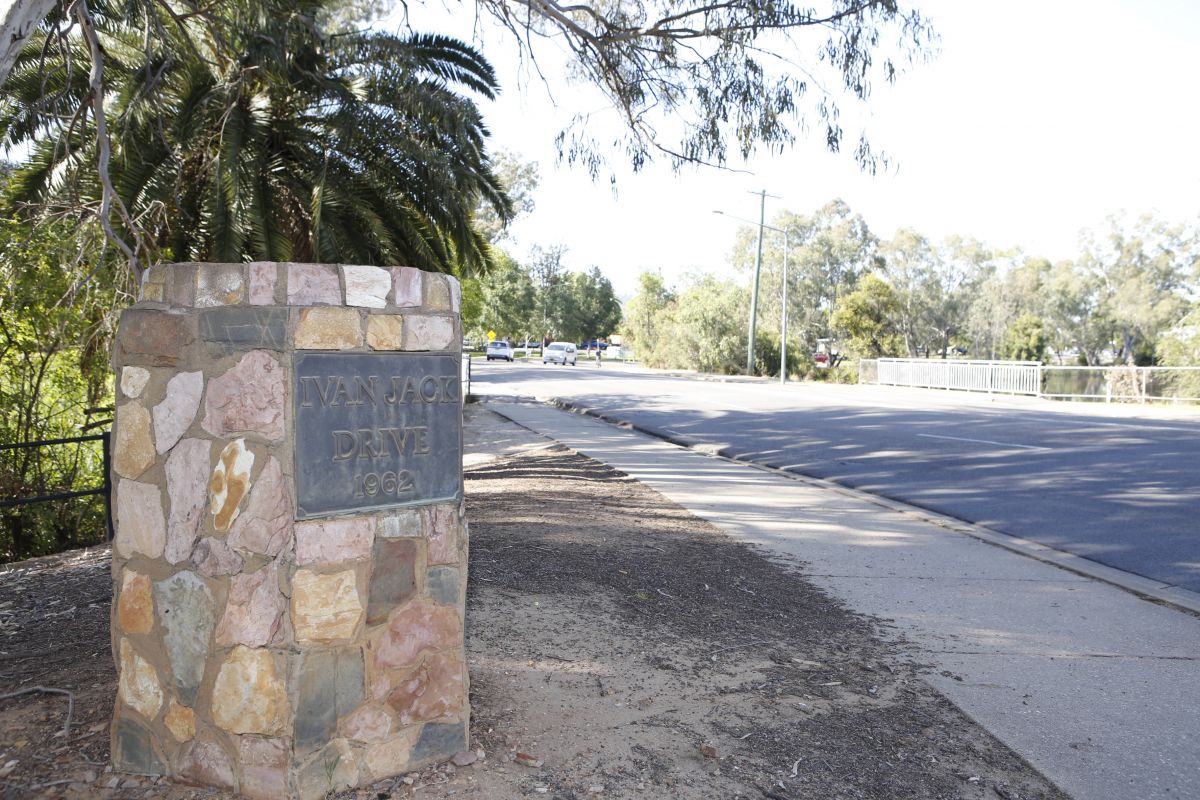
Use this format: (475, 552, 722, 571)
(0, 686, 75, 736)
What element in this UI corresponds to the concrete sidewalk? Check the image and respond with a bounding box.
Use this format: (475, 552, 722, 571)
(484, 399, 1200, 800)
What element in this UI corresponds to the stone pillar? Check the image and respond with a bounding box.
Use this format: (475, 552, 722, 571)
(109, 263, 468, 799)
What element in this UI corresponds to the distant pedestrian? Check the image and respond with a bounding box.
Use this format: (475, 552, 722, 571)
(595, 347, 601, 368)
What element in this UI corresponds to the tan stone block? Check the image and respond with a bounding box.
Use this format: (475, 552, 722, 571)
(403, 315, 454, 351)
(211, 645, 289, 735)
(119, 367, 151, 400)
(114, 402, 155, 479)
(210, 438, 254, 533)
(115, 479, 166, 560)
(366, 316, 403, 350)
(116, 570, 154, 634)
(195, 263, 245, 307)
(424, 275, 451, 311)
(293, 568, 363, 643)
(118, 638, 163, 721)
(363, 729, 418, 781)
(375, 600, 461, 670)
(296, 306, 363, 349)
(164, 700, 196, 741)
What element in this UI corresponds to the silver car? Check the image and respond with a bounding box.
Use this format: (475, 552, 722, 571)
(542, 341, 577, 365)
(486, 340, 514, 361)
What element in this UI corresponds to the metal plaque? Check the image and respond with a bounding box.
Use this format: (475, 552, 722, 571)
(293, 351, 462, 519)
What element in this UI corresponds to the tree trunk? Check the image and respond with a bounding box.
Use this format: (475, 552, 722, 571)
(0, 0, 59, 87)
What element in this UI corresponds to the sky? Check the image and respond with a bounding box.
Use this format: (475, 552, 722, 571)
(391, 1, 1200, 297)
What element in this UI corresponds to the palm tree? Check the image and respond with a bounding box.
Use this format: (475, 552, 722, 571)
(0, 0, 512, 276)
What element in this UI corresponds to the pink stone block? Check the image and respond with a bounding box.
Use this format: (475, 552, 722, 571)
(428, 504, 460, 565)
(216, 563, 285, 647)
(375, 600, 461, 670)
(387, 651, 465, 724)
(202, 351, 285, 442)
(164, 438, 211, 564)
(153, 371, 204, 454)
(115, 479, 166, 560)
(295, 517, 374, 566)
(177, 736, 235, 790)
(403, 316, 455, 351)
(390, 267, 423, 307)
(248, 262, 277, 305)
(228, 457, 293, 557)
(239, 736, 290, 800)
(340, 705, 394, 743)
(286, 263, 341, 306)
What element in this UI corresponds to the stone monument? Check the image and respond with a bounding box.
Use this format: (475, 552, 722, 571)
(108, 262, 468, 798)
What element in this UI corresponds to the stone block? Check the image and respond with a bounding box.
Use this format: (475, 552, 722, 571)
(403, 315, 454, 351)
(391, 267, 422, 307)
(366, 538, 417, 624)
(295, 648, 364, 751)
(141, 269, 166, 302)
(165, 264, 198, 307)
(192, 536, 244, 577)
(297, 740, 358, 800)
(216, 562, 285, 647)
(447, 276, 461, 313)
(195, 263, 245, 307)
(363, 729, 418, 781)
(211, 646, 289, 735)
(116, 570, 154, 634)
(239, 736, 290, 800)
(200, 307, 287, 353)
(165, 438, 211, 564)
(339, 704, 393, 743)
(377, 510, 422, 539)
(114, 717, 164, 776)
(210, 438, 254, 533)
(154, 571, 215, 706)
(248, 262, 278, 305)
(286, 263, 341, 305)
(366, 315, 403, 350)
(114, 402, 155, 479)
(295, 307, 363, 349)
(292, 568, 363, 643)
(410, 721, 467, 768)
(386, 651, 465, 724)
(202, 351, 285, 442)
(375, 600, 461, 670)
(428, 504, 460, 566)
(295, 517, 374, 567)
(117, 638, 164, 720)
(227, 457, 292, 557)
(120, 366, 150, 399)
(115, 479, 166, 560)
(425, 567, 459, 606)
(177, 735, 235, 790)
(164, 700, 196, 741)
(116, 309, 194, 367)
(343, 265, 390, 308)
(424, 274, 451, 311)
(152, 371, 203, 455)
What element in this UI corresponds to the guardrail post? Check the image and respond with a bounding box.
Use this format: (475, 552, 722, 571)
(101, 429, 114, 541)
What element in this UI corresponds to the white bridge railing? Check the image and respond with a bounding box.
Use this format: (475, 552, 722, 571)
(867, 358, 1042, 396)
(859, 359, 1200, 403)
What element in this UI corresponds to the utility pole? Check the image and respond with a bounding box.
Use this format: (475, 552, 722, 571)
(747, 189, 779, 374)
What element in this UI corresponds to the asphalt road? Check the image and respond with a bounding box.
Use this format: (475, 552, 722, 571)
(470, 360, 1200, 593)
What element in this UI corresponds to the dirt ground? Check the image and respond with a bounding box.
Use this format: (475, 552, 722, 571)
(0, 405, 1068, 800)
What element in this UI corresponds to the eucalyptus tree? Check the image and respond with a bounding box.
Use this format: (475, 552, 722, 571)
(0, 0, 512, 277)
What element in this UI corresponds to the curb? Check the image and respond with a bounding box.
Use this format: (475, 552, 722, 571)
(520, 396, 1200, 619)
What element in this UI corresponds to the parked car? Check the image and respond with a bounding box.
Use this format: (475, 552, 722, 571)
(542, 341, 577, 366)
(486, 340, 514, 361)
(577, 339, 608, 351)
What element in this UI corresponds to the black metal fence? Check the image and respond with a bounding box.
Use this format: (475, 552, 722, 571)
(0, 431, 113, 541)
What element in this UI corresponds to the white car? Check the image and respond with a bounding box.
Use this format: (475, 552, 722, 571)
(486, 340, 514, 361)
(542, 341, 577, 365)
